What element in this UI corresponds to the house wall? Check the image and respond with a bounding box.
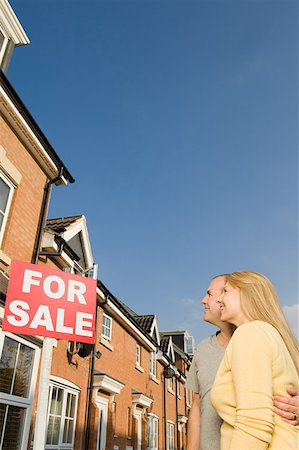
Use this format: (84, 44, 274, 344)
(0, 115, 47, 268)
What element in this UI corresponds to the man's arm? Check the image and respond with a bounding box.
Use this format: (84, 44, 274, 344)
(186, 393, 200, 450)
(273, 386, 299, 426)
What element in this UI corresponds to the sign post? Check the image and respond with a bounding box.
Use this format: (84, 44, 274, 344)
(2, 260, 97, 449)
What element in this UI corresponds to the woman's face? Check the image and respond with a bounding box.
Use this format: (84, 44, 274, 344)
(218, 283, 249, 326)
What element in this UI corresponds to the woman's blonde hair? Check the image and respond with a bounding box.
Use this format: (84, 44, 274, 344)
(227, 270, 299, 374)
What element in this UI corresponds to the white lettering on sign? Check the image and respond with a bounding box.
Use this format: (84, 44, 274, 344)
(21, 269, 87, 304)
(6, 300, 29, 326)
(76, 312, 93, 337)
(43, 275, 65, 299)
(30, 305, 54, 331)
(67, 280, 87, 304)
(56, 308, 73, 333)
(22, 270, 42, 293)
(6, 300, 92, 337)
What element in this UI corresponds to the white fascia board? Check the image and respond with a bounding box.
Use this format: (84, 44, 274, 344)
(62, 217, 94, 269)
(151, 317, 160, 346)
(0, 0, 30, 45)
(169, 337, 175, 362)
(96, 286, 106, 301)
(104, 299, 157, 352)
(0, 87, 65, 182)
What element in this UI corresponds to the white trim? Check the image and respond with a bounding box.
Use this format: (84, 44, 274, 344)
(100, 337, 114, 352)
(103, 299, 157, 351)
(0, 87, 66, 183)
(0, 0, 30, 45)
(94, 396, 108, 450)
(0, 170, 14, 246)
(136, 343, 141, 365)
(0, 331, 40, 450)
(132, 393, 153, 410)
(93, 373, 125, 395)
(49, 376, 80, 392)
(60, 216, 94, 270)
(150, 317, 160, 345)
(101, 313, 112, 340)
(0, 145, 22, 185)
(45, 381, 79, 449)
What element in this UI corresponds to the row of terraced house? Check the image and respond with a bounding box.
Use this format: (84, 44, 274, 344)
(0, 2, 195, 450)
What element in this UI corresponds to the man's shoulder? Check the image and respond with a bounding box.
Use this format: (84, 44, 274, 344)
(195, 334, 217, 352)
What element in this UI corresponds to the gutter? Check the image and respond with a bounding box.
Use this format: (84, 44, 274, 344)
(0, 70, 75, 184)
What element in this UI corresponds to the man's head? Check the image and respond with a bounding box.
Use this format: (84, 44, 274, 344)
(201, 275, 228, 326)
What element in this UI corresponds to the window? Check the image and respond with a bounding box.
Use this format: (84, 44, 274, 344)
(186, 388, 192, 406)
(127, 407, 132, 439)
(184, 336, 195, 355)
(136, 344, 141, 365)
(0, 172, 14, 245)
(46, 382, 79, 449)
(167, 422, 174, 450)
(149, 352, 156, 378)
(148, 415, 158, 450)
(101, 314, 112, 340)
(0, 333, 39, 450)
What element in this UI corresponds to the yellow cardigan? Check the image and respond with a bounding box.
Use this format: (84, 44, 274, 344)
(211, 321, 298, 449)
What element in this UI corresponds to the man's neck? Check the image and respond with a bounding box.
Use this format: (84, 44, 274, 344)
(216, 323, 235, 347)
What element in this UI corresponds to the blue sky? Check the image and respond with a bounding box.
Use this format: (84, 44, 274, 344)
(9, 0, 298, 342)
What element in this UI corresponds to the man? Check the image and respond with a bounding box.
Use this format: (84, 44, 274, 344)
(185, 274, 299, 450)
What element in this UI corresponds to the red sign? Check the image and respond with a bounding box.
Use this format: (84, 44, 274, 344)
(2, 260, 97, 344)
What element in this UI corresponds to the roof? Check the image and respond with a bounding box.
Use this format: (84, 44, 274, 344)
(46, 216, 82, 232)
(97, 280, 158, 348)
(134, 315, 155, 333)
(159, 335, 170, 353)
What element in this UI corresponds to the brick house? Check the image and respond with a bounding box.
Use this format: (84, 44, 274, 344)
(0, 42, 75, 450)
(0, 2, 195, 449)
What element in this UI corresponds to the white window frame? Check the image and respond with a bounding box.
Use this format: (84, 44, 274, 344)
(45, 378, 79, 450)
(101, 313, 112, 340)
(167, 377, 173, 392)
(147, 414, 158, 450)
(149, 351, 156, 378)
(0, 28, 9, 67)
(0, 171, 14, 246)
(0, 331, 40, 450)
(184, 336, 195, 355)
(136, 343, 141, 366)
(167, 422, 175, 450)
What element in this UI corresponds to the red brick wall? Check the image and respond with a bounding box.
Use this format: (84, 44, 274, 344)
(0, 116, 47, 266)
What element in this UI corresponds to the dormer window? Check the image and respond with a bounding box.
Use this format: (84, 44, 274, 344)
(184, 336, 195, 355)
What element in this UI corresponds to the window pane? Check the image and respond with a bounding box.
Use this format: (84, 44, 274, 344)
(1, 404, 26, 450)
(0, 337, 18, 394)
(12, 343, 34, 397)
(46, 416, 61, 445)
(70, 394, 76, 418)
(63, 418, 74, 443)
(0, 177, 10, 214)
(0, 403, 6, 441)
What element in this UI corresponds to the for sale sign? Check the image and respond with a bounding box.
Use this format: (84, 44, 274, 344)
(2, 260, 97, 343)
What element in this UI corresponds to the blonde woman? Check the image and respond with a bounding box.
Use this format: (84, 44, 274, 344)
(211, 271, 298, 449)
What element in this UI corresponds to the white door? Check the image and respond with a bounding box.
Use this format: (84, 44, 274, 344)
(134, 412, 142, 450)
(96, 397, 108, 450)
